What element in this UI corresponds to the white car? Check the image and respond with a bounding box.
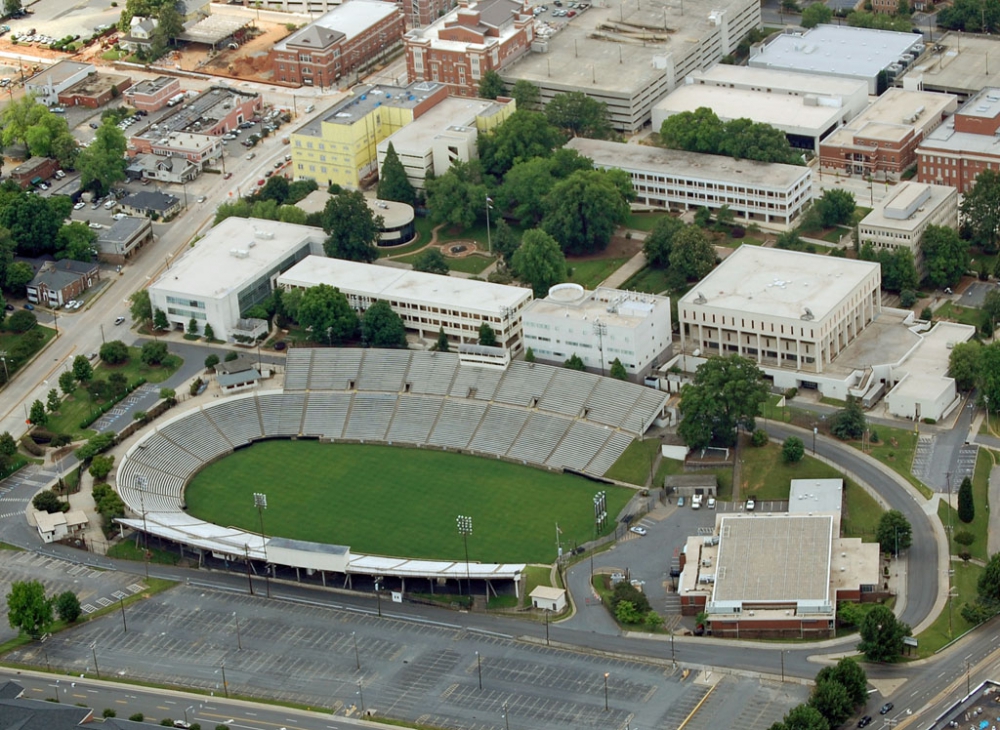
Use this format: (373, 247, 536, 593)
(629, 526, 647, 536)
(707, 497, 716, 509)
(72, 300, 83, 310)
(745, 498, 755, 512)
(88, 222, 103, 229)
(73, 201, 85, 210)
(196, 195, 206, 204)
(113, 213, 127, 220)
(64, 300, 76, 310)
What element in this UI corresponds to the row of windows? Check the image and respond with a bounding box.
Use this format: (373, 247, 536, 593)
(167, 307, 206, 321)
(166, 296, 204, 309)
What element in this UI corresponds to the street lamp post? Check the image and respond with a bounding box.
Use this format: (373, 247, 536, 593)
(603, 672, 609, 711)
(593, 320, 607, 376)
(136, 475, 149, 579)
(457, 515, 472, 596)
(357, 680, 365, 715)
(91, 643, 100, 679)
(254, 492, 270, 598)
(353, 631, 360, 670)
(986, 395, 991, 434)
(544, 607, 550, 646)
(234, 612, 242, 651)
(119, 597, 127, 633)
(243, 543, 254, 596)
(183, 706, 193, 726)
(812, 426, 818, 454)
(485, 196, 493, 254)
(221, 661, 228, 698)
(780, 650, 785, 683)
(476, 650, 482, 690)
(375, 576, 383, 617)
(502, 701, 510, 730)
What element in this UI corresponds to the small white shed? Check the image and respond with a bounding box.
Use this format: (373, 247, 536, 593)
(530, 586, 567, 612)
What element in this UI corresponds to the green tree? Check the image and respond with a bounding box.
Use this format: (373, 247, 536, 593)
(511, 80, 541, 110)
(615, 599, 642, 624)
(949, 340, 982, 391)
(499, 157, 559, 224)
(108, 372, 128, 396)
(721, 117, 801, 165)
(3, 0, 22, 16)
(479, 322, 497, 347)
(187, 318, 199, 336)
(542, 169, 631, 255)
(427, 160, 490, 231)
(58, 370, 76, 397)
(6, 309, 35, 333)
(46, 388, 60, 413)
(876, 509, 912, 556)
(477, 69, 506, 99)
(75, 121, 128, 196)
(659, 107, 726, 154)
(153, 308, 169, 331)
(6, 580, 53, 638)
(4, 260, 33, 297)
(545, 91, 614, 139)
(801, 2, 834, 26)
(204, 323, 215, 341)
(643, 216, 685, 269)
(524, 347, 536, 363)
(159, 387, 176, 406)
(321, 191, 381, 263)
(857, 604, 911, 662)
(377, 143, 416, 206)
(980, 343, 1000, 418)
(668, 225, 716, 281)
(958, 475, 975, 523)
(814, 189, 856, 227)
(978, 552, 1000, 606)
(361, 300, 407, 348)
(205, 354, 220, 370)
(140, 340, 168, 366)
(55, 592, 82, 623)
(610, 358, 628, 380)
(877, 248, 919, 293)
(782, 436, 805, 463)
(479, 110, 564, 177)
(28, 399, 46, 427)
(32, 490, 61, 513)
(491, 218, 520, 266)
(413, 248, 450, 275)
(258, 175, 290, 204)
(921, 225, 970, 289)
(960, 168, 1000, 253)
(830, 397, 866, 440)
(809, 680, 852, 727)
(0, 193, 64, 257)
(297, 284, 358, 344)
(678, 354, 768, 449)
(72, 355, 93, 384)
(89, 454, 115, 481)
(769, 704, 829, 730)
(99, 340, 129, 365)
(55, 222, 97, 262)
(564, 353, 585, 370)
(436, 326, 450, 352)
(511, 229, 568, 298)
(129, 289, 152, 325)
(815, 658, 868, 707)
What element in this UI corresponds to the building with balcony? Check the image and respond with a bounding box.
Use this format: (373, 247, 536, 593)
(289, 81, 450, 189)
(405, 0, 535, 98)
(277, 256, 533, 352)
(819, 87, 957, 179)
(269, 2, 405, 89)
(501, 0, 759, 132)
(521, 284, 672, 378)
(566, 137, 812, 229)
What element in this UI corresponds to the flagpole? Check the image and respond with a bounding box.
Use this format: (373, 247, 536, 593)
(486, 196, 493, 254)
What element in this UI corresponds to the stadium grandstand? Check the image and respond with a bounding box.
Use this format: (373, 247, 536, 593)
(115, 349, 668, 594)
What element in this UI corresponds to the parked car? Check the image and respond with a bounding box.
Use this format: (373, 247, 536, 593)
(196, 195, 206, 204)
(73, 201, 86, 210)
(64, 300, 76, 310)
(114, 316, 125, 325)
(879, 703, 894, 715)
(274, 160, 283, 168)
(24, 303, 34, 310)
(88, 222, 103, 229)
(274, 341, 287, 351)
(629, 526, 647, 536)
(246, 152, 256, 161)
(113, 213, 127, 220)
(223, 172, 233, 179)
(707, 497, 716, 509)
(676, 496, 685, 507)
(858, 716, 873, 728)
(746, 498, 755, 512)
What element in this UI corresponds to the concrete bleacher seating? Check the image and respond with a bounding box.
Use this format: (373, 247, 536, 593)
(115, 349, 669, 520)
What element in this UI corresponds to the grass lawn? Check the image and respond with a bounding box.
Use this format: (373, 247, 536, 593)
(568, 257, 628, 289)
(107, 537, 181, 565)
(739, 442, 846, 501)
(850, 424, 931, 500)
(604, 438, 658, 486)
(394, 251, 496, 275)
(619, 266, 673, 295)
(916, 561, 983, 656)
(938, 450, 995, 561)
(625, 212, 674, 232)
(379, 237, 429, 258)
(185, 441, 634, 564)
(820, 396, 849, 408)
(842, 480, 884, 541)
(935, 301, 983, 328)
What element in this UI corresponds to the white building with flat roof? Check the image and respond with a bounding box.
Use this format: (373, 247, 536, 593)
(521, 284, 672, 378)
(25, 60, 94, 105)
(376, 96, 513, 191)
(677, 245, 882, 375)
(884, 321, 975, 422)
(565, 138, 812, 229)
(651, 66, 870, 153)
(857, 181, 958, 275)
(277, 256, 533, 351)
(148, 218, 325, 342)
(749, 25, 923, 94)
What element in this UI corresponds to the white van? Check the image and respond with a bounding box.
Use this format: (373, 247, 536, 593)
(691, 494, 702, 510)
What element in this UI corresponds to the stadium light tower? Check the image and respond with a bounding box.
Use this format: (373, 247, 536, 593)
(457, 515, 472, 596)
(136, 475, 149, 579)
(254, 492, 270, 598)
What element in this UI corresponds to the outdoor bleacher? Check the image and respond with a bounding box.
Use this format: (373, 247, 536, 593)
(115, 349, 667, 522)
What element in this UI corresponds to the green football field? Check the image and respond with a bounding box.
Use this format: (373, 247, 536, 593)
(184, 441, 635, 564)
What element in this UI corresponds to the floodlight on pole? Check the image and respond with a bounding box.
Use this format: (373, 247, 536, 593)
(457, 514, 473, 596)
(254, 492, 270, 598)
(136, 475, 149, 579)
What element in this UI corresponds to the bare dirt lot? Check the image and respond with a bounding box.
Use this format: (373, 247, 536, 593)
(177, 21, 293, 84)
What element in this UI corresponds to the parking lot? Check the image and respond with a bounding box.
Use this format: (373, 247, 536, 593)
(0, 583, 809, 730)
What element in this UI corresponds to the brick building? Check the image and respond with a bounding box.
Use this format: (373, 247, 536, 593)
(269, 1, 405, 89)
(9, 157, 59, 189)
(405, 0, 534, 97)
(243, 0, 448, 27)
(125, 76, 181, 112)
(819, 88, 957, 180)
(26, 260, 101, 308)
(57, 73, 132, 109)
(917, 87, 1000, 193)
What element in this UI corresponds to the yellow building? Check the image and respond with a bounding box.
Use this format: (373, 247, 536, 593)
(290, 81, 450, 190)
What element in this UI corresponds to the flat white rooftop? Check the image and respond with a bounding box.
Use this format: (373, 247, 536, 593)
(678, 246, 879, 322)
(150, 218, 324, 298)
(823, 88, 957, 146)
(275, 0, 398, 50)
(751, 24, 920, 78)
(690, 64, 871, 98)
(888, 321, 975, 402)
(380, 97, 499, 152)
(860, 182, 956, 232)
(565, 138, 810, 188)
(788, 479, 843, 516)
(279, 255, 530, 313)
(898, 32, 1000, 95)
(921, 121, 1000, 155)
(525, 284, 669, 329)
(654, 84, 845, 134)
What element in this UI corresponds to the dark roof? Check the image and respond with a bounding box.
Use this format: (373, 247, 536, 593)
(286, 24, 345, 49)
(0, 697, 92, 730)
(98, 217, 150, 244)
(477, 0, 521, 27)
(663, 474, 718, 488)
(216, 355, 258, 375)
(51, 259, 98, 275)
(29, 269, 80, 292)
(218, 368, 260, 388)
(122, 190, 180, 212)
(0, 682, 22, 700)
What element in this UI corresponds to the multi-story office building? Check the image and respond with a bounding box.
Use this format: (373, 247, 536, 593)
(917, 87, 1000, 193)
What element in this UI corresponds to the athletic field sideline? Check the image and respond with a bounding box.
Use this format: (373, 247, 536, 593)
(185, 441, 635, 564)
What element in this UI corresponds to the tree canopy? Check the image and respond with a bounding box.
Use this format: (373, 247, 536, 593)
(876, 509, 912, 555)
(413, 247, 450, 275)
(960, 169, 1000, 253)
(498, 149, 592, 224)
(361, 299, 407, 348)
(643, 216, 685, 269)
(830, 397, 866, 441)
(949, 341, 982, 392)
(857, 604, 911, 662)
(937, 0, 1000, 32)
(544, 91, 614, 139)
(425, 160, 489, 231)
(659, 107, 802, 165)
(0, 96, 77, 167)
(76, 121, 128, 196)
(678, 355, 768, 449)
(296, 284, 359, 345)
(55, 222, 97, 262)
(801, 2, 833, 26)
(846, 10, 914, 30)
(511, 229, 568, 298)
(668, 225, 716, 281)
(321, 191, 382, 263)
(479, 110, 564, 177)
(0, 193, 68, 257)
(921, 225, 970, 289)
(377, 143, 417, 206)
(542, 168, 632, 255)
(477, 70, 506, 100)
(6, 580, 53, 638)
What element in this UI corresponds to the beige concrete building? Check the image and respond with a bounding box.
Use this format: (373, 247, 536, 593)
(857, 181, 959, 275)
(566, 138, 812, 229)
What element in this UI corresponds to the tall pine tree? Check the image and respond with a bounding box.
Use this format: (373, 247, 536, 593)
(377, 143, 416, 206)
(958, 476, 975, 524)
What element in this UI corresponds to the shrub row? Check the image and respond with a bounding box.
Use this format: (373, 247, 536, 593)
(78, 378, 146, 429)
